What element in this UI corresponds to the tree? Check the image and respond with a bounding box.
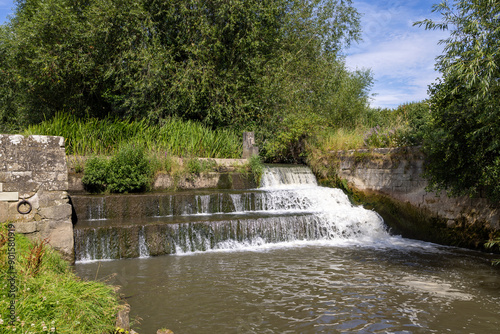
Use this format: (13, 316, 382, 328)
(414, 0, 500, 201)
(0, 0, 369, 145)
(1, 0, 157, 124)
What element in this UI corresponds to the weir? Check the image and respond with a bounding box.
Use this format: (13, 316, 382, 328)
(72, 165, 389, 261)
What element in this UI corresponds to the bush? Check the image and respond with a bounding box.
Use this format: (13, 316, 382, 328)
(107, 144, 152, 193)
(186, 158, 217, 175)
(81, 157, 109, 193)
(82, 145, 153, 193)
(262, 112, 323, 163)
(249, 155, 264, 185)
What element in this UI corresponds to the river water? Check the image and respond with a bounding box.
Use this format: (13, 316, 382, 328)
(73, 166, 500, 333)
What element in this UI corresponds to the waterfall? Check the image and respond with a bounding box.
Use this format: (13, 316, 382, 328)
(260, 165, 318, 188)
(74, 165, 389, 261)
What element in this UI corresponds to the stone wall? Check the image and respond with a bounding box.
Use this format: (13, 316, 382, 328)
(67, 156, 256, 192)
(333, 147, 500, 247)
(0, 135, 73, 261)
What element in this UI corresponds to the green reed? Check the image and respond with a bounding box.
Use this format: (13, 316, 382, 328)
(24, 113, 242, 158)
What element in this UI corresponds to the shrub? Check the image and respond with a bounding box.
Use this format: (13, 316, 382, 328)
(249, 155, 264, 185)
(262, 112, 323, 163)
(82, 156, 109, 193)
(107, 144, 152, 193)
(363, 126, 402, 148)
(186, 158, 217, 175)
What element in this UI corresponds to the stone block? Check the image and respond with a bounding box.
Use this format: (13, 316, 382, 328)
(40, 204, 72, 221)
(13, 221, 38, 234)
(0, 192, 18, 201)
(0, 202, 9, 222)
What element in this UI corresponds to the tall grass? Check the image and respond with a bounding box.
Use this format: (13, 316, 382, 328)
(314, 127, 367, 152)
(0, 223, 120, 333)
(24, 113, 242, 158)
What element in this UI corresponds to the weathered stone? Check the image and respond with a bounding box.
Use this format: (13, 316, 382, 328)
(333, 146, 500, 245)
(13, 221, 38, 234)
(242, 131, 259, 159)
(40, 204, 72, 220)
(0, 192, 18, 201)
(157, 329, 174, 334)
(1, 134, 73, 262)
(115, 304, 130, 331)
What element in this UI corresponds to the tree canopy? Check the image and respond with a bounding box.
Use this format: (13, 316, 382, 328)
(415, 0, 500, 201)
(0, 0, 370, 138)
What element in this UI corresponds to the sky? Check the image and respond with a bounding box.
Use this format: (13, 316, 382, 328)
(0, 0, 449, 110)
(345, 0, 449, 109)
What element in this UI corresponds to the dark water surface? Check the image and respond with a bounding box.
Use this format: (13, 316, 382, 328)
(74, 241, 500, 334)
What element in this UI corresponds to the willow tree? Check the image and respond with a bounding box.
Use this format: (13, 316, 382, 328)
(0, 0, 369, 141)
(415, 0, 500, 201)
(0, 0, 157, 125)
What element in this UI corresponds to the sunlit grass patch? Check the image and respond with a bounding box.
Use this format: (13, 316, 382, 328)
(0, 223, 120, 334)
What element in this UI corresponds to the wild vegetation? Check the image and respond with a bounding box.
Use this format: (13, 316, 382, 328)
(23, 113, 242, 158)
(0, 223, 121, 333)
(415, 0, 500, 202)
(0, 0, 372, 161)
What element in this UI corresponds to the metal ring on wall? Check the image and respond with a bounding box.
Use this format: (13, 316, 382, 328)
(17, 199, 32, 215)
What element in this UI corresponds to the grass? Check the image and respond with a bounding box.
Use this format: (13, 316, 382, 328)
(23, 113, 242, 158)
(314, 127, 367, 152)
(0, 223, 120, 333)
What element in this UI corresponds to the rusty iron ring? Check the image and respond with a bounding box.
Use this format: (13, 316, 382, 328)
(17, 199, 32, 215)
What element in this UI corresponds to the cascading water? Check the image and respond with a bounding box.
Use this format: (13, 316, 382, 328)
(73, 165, 500, 334)
(73, 165, 391, 262)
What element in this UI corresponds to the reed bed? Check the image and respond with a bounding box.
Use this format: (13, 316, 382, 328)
(24, 113, 242, 158)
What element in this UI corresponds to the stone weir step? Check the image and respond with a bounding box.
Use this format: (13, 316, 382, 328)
(71, 189, 325, 261)
(71, 188, 318, 223)
(74, 213, 324, 262)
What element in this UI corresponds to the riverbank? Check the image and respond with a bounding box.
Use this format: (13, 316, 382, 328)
(0, 223, 120, 333)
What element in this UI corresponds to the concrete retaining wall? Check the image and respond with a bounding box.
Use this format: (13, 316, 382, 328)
(0, 135, 73, 261)
(334, 147, 500, 243)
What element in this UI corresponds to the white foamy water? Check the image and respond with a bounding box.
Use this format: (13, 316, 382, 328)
(173, 165, 429, 255)
(75, 165, 441, 262)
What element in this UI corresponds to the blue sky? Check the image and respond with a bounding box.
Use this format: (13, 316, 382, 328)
(345, 0, 449, 109)
(0, 0, 448, 109)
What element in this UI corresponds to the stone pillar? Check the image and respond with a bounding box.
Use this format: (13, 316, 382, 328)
(242, 132, 259, 159)
(0, 135, 74, 262)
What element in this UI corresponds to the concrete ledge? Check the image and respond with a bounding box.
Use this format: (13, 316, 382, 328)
(328, 146, 500, 249)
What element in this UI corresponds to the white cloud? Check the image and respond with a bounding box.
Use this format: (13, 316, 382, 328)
(346, 0, 449, 109)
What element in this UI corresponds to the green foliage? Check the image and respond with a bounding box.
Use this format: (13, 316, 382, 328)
(362, 101, 431, 148)
(1, 0, 366, 160)
(414, 0, 500, 98)
(485, 238, 500, 265)
(393, 101, 431, 145)
(24, 113, 242, 158)
(415, 1, 500, 201)
(0, 0, 154, 124)
(82, 157, 109, 193)
(248, 155, 265, 185)
(107, 144, 152, 193)
(363, 126, 401, 148)
(185, 158, 217, 175)
(262, 112, 324, 163)
(0, 224, 119, 333)
(81, 145, 152, 193)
